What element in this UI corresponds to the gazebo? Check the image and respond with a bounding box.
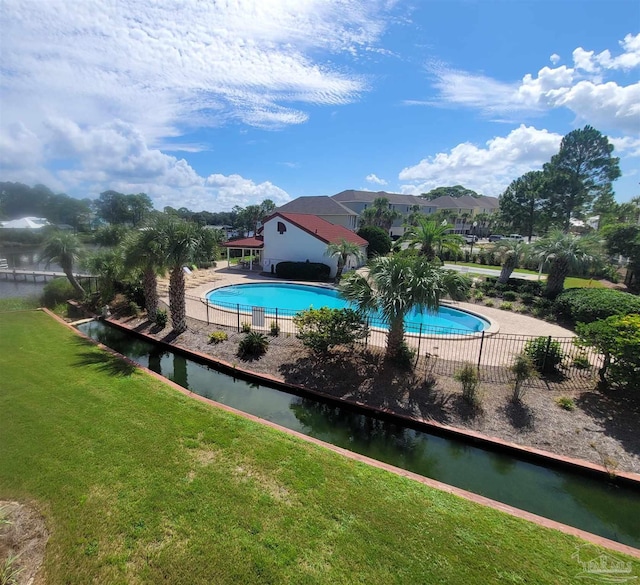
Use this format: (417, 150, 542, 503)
(221, 236, 264, 271)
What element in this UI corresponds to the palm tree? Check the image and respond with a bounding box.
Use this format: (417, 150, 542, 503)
(83, 247, 125, 303)
(339, 255, 470, 361)
(325, 239, 365, 282)
(122, 219, 167, 321)
(359, 197, 401, 232)
(533, 230, 601, 298)
(158, 217, 202, 333)
(41, 231, 86, 296)
(492, 239, 529, 284)
(400, 218, 463, 261)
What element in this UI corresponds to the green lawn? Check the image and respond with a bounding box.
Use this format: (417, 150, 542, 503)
(448, 261, 539, 275)
(563, 277, 606, 289)
(1, 311, 636, 584)
(0, 296, 40, 312)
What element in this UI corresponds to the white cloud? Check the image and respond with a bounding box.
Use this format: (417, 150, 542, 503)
(424, 33, 640, 134)
(610, 136, 640, 158)
(399, 125, 562, 196)
(550, 53, 561, 65)
(365, 173, 387, 185)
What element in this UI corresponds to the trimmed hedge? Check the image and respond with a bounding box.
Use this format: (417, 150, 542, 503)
(554, 288, 640, 325)
(41, 277, 81, 308)
(275, 261, 331, 281)
(480, 277, 543, 297)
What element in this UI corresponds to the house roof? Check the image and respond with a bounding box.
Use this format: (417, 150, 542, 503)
(428, 195, 499, 211)
(266, 213, 368, 246)
(332, 189, 431, 207)
(276, 196, 357, 216)
(0, 216, 50, 229)
(222, 235, 264, 248)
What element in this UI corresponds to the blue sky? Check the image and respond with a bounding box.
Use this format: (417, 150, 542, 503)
(1, 0, 638, 212)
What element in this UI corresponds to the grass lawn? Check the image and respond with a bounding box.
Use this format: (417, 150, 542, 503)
(0, 296, 40, 312)
(1, 311, 637, 584)
(563, 277, 606, 289)
(448, 261, 539, 276)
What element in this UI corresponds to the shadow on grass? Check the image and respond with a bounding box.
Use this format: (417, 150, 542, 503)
(72, 336, 136, 377)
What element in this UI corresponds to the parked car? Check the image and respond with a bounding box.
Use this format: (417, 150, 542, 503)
(488, 234, 504, 242)
(507, 234, 525, 241)
(464, 235, 478, 244)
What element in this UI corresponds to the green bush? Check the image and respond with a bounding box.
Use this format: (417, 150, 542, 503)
(555, 396, 575, 411)
(524, 336, 565, 375)
(357, 226, 392, 258)
(241, 321, 251, 333)
(576, 314, 640, 388)
(127, 301, 140, 317)
(502, 291, 517, 302)
(155, 309, 168, 329)
(41, 277, 80, 308)
(238, 331, 269, 358)
(275, 261, 331, 281)
(510, 353, 538, 402)
(293, 307, 368, 353)
(499, 302, 513, 311)
(519, 292, 535, 305)
(554, 288, 640, 326)
(454, 363, 481, 406)
(269, 321, 280, 337)
(391, 341, 416, 370)
(208, 331, 228, 344)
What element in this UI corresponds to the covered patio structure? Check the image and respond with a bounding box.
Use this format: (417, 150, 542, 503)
(221, 236, 264, 271)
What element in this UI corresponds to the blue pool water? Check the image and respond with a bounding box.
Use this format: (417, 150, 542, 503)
(206, 283, 489, 334)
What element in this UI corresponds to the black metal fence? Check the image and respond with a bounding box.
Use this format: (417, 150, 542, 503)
(180, 293, 599, 387)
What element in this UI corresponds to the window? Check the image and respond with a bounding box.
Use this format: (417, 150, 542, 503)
(277, 221, 287, 234)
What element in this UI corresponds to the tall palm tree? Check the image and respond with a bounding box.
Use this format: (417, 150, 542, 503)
(158, 217, 202, 333)
(339, 255, 470, 361)
(41, 231, 86, 296)
(325, 239, 365, 282)
(122, 219, 167, 321)
(359, 197, 401, 232)
(533, 230, 601, 298)
(400, 218, 463, 261)
(492, 239, 529, 284)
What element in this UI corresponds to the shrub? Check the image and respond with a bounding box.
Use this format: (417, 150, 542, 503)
(499, 302, 513, 311)
(485, 288, 499, 298)
(41, 277, 80, 308)
(473, 290, 484, 302)
(524, 336, 565, 375)
(269, 321, 281, 337)
(515, 305, 528, 314)
(391, 341, 416, 370)
(519, 292, 535, 305)
(555, 396, 575, 411)
(483, 300, 494, 307)
(572, 353, 591, 370)
(293, 307, 368, 353)
(510, 353, 538, 402)
(238, 331, 269, 358)
(576, 314, 640, 388)
(155, 309, 168, 329)
(454, 363, 481, 406)
(357, 226, 392, 258)
(241, 322, 251, 333)
(208, 331, 228, 344)
(554, 288, 640, 326)
(502, 291, 517, 302)
(275, 261, 331, 281)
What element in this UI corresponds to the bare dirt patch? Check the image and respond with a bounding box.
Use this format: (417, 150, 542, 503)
(113, 313, 640, 475)
(0, 501, 48, 585)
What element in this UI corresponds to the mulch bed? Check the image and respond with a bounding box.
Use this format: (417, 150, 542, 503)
(112, 309, 640, 475)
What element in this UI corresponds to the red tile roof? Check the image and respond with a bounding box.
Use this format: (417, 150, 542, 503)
(222, 235, 264, 248)
(267, 213, 368, 246)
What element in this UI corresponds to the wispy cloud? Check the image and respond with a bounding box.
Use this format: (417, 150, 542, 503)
(365, 173, 388, 185)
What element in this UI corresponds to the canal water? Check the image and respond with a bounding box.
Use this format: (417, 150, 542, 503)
(78, 319, 640, 548)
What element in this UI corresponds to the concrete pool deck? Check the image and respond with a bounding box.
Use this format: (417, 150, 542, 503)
(157, 264, 577, 368)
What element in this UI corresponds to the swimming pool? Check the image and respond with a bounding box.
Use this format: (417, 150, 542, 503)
(206, 283, 490, 334)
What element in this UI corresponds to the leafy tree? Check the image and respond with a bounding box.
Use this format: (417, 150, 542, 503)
(93, 224, 131, 246)
(127, 193, 154, 226)
(554, 288, 640, 325)
(325, 238, 365, 282)
(533, 231, 601, 298)
(420, 185, 480, 200)
(498, 171, 549, 240)
(543, 126, 621, 231)
(357, 225, 392, 257)
(83, 247, 126, 303)
(602, 223, 640, 290)
(358, 197, 400, 232)
(293, 308, 368, 353)
(576, 314, 640, 388)
(41, 231, 86, 296)
(400, 218, 463, 261)
(157, 217, 202, 333)
(339, 255, 470, 362)
(492, 239, 529, 284)
(95, 190, 132, 225)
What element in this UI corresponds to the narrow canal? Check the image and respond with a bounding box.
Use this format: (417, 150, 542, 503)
(78, 320, 640, 548)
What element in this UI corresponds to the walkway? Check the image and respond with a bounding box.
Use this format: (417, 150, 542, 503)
(443, 264, 541, 281)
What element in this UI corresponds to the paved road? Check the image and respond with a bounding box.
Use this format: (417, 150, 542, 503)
(443, 264, 542, 281)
